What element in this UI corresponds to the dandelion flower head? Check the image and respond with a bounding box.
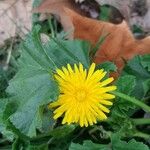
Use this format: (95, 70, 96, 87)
(49, 63, 116, 127)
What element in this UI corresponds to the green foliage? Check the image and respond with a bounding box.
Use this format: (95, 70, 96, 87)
(122, 55, 150, 99)
(99, 6, 110, 21)
(132, 25, 144, 34)
(0, 23, 150, 149)
(96, 61, 117, 81)
(27, 144, 48, 150)
(90, 34, 110, 58)
(69, 140, 109, 150)
(3, 25, 90, 139)
(5, 28, 57, 138)
(96, 61, 117, 73)
(0, 36, 21, 90)
(70, 134, 149, 150)
(111, 134, 149, 150)
(49, 125, 76, 139)
(44, 38, 90, 68)
(111, 75, 136, 118)
(109, 55, 150, 134)
(0, 99, 14, 141)
(140, 54, 150, 72)
(0, 69, 10, 98)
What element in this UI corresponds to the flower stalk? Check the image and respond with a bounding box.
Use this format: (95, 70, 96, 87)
(111, 91, 150, 112)
(133, 132, 150, 139)
(132, 118, 150, 125)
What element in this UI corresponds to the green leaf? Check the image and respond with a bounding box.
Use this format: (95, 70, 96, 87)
(12, 138, 24, 150)
(143, 79, 150, 96)
(6, 26, 59, 137)
(0, 99, 8, 116)
(0, 67, 15, 98)
(18, 26, 55, 70)
(30, 125, 76, 150)
(7, 68, 58, 104)
(6, 25, 90, 137)
(49, 138, 72, 150)
(111, 134, 149, 150)
(7, 68, 58, 137)
(90, 34, 109, 58)
(69, 135, 150, 150)
(27, 144, 48, 150)
(122, 55, 150, 99)
(38, 106, 56, 133)
(1, 99, 29, 142)
(19, 26, 90, 69)
(111, 75, 136, 118)
(132, 25, 144, 34)
(44, 38, 90, 68)
(50, 125, 76, 139)
(99, 6, 110, 21)
(0, 99, 14, 141)
(122, 56, 150, 79)
(113, 139, 149, 150)
(96, 61, 117, 73)
(115, 75, 136, 94)
(140, 54, 150, 72)
(69, 140, 110, 150)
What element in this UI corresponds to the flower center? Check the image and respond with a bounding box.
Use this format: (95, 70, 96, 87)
(76, 90, 87, 102)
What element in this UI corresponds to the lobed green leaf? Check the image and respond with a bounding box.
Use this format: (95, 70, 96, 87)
(6, 25, 91, 137)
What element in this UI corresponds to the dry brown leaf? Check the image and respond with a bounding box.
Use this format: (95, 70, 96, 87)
(33, 0, 100, 38)
(33, 0, 74, 14)
(65, 8, 150, 73)
(33, 0, 77, 39)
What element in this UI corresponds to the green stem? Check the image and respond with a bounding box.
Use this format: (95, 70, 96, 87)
(132, 118, 150, 125)
(30, 131, 52, 142)
(111, 91, 150, 112)
(133, 132, 150, 139)
(48, 15, 55, 38)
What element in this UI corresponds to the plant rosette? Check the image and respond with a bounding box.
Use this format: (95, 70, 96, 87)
(1, 26, 150, 150)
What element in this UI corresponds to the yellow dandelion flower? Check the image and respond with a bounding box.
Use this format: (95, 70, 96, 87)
(49, 63, 116, 127)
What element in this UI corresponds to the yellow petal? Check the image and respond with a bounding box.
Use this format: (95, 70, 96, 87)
(98, 103, 110, 113)
(74, 64, 79, 74)
(56, 69, 66, 79)
(48, 101, 60, 108)
(87, 63, 96, 79)
(53, 112, 63, 119)
(67, 64, 74, 73)
(79, 63, 84, 73)
(102, 93, 115, 99)
(99, 77, 114, 87)
(99, 100, 113, 105)
(62, 66, 69, 76)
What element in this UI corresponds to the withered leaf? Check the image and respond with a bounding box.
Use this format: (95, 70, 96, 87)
(33, 0, 78, 39)
(65, 8, 150, 73)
